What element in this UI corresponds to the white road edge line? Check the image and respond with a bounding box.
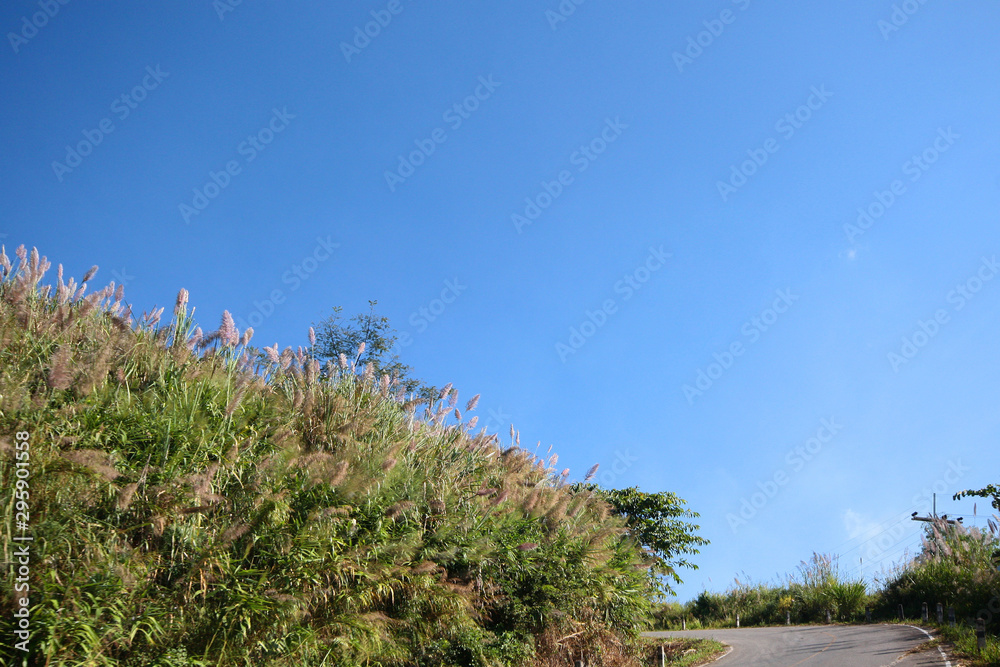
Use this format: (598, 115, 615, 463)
(710, 645, 734, 663)
(902, 624, 952, 667)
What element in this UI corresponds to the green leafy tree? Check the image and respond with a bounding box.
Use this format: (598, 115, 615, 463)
(312, 300, 436, 401)
(955, 484, 1000, 512)
(577, 485, 708, 597)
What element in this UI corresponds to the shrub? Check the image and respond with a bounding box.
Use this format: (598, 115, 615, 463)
(827, 581, 867, 621)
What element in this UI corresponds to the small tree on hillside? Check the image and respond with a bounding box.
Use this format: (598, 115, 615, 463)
(577, 484, 708, 597)
(312, 300, 436, 402)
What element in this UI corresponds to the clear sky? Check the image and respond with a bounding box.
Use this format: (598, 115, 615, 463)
(3, 1, 999, 601)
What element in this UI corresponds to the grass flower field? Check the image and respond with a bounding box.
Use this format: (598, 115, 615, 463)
(0, 246, 714, 666)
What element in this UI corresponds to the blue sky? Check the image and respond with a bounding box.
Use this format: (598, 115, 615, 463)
(3, 1, 999, 601)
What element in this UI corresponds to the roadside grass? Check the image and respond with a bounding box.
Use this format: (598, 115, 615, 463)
(652, 554, 871, 629)
(936, 625, 1000, 667)
(641, 638, 727, 666)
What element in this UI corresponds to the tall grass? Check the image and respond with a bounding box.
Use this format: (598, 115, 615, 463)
(872, 517, 1000, 631)
(656, 554, 870, 628)
(0, 246, 663, 666)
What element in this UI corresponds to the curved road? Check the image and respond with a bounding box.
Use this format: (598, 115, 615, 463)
(645, 624, 950, 666)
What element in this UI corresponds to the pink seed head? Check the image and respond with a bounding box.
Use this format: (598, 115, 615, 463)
(174, 288, 189, 316)
(219, 311, 238, 347)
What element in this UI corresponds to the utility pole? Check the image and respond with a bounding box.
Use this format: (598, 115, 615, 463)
(911, 494, 964, 525)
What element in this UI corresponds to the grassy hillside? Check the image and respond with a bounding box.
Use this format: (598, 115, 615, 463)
(0, 246, 693, 666)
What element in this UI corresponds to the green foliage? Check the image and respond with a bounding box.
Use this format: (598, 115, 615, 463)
(0, 246, 695, 666)
(681, 554, 871, 627)
(874, 517, 1000, 631)
(648, 602, 694, 630)
(676, 518, 1000, 652)
(638, 638, 726, 666)
(578, 486, 708, 597)
(826, 581, 867, 620)
(956, 484, 1000, 513)
(688, 591, 728, 626)
(311, 300, 435, 402)
(939, 624, 1000, 666)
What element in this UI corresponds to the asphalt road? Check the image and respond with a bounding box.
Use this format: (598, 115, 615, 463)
(644, 624, 950, 666)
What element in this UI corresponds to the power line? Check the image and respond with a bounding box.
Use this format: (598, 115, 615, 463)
(819, 503, 923, 562)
